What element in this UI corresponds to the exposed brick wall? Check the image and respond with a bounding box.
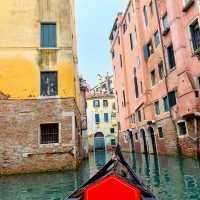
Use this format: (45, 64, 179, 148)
(0, 98, 82, 175)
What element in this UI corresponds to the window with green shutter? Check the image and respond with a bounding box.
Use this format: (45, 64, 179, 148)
(41, 23, 57, 48)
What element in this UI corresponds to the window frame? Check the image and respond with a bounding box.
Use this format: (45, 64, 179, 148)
(40, 71, 58, 97)
(104, 113, 109, 122)
(158, 126, 164, 139)
(189, 18, 200, 53)
(163, 95, 170, 112)
(154, 100, 160, 116)
(177, 120, 188, 137)
(40, 22, 57, 48)
(95, 113, 100, 124)
(150, 69, 156, 87)
(154, 30, 160, 48)
(167, 44, 176, 70)
(93, 100, 100, 108)
(39, 122, 61, 146)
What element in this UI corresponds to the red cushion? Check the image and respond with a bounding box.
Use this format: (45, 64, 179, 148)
(84, 175, 141, 200)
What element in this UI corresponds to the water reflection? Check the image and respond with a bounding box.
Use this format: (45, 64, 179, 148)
(0, 152, 200, 200)
(94, 150, 106, 170)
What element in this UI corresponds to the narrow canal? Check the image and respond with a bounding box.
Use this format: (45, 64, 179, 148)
(0, 151, 200, 200)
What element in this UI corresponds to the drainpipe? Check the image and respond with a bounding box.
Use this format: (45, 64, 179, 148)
(154, 0, 181, 154)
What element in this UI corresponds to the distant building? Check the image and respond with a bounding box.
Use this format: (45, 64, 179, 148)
(110, 0, 200, 157)
(79, 77, 90, 157)
(0, 0, 82, 175)
(87, 74, 117, 151)
(90, 74, 114, 95)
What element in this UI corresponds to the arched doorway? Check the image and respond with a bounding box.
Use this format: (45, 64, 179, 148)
(140, 129, 148, 154)
(148, 127, 157, 154)
(94, 132, 105, 151)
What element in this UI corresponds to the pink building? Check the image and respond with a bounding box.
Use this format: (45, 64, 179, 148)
(110, 0, 200, 157)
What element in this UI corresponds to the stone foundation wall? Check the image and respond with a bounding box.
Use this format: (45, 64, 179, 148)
(0, 98, 81, 175)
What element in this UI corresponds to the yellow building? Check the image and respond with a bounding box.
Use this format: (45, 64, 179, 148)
(0, 0, 82, 175)
(87, 94, 118, 151)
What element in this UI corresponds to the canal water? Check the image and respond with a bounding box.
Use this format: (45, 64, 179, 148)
(0, 151, 200, 200)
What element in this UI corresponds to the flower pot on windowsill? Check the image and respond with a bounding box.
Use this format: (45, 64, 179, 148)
(194, 48, 200, 60)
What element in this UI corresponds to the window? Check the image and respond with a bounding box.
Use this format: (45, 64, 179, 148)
(163, 96, 170, 112)
(95, 114, 100, 124)
(162, 14, 170, 34)
(130, 33, 133, 50)
(103, 100, 108, 107)
(130, 32, 137, 50)
(111, 139, 116, 145)
(111, 50, 115, 59)
(190, 19, 200, 51)
(151, 69, 156, 86)
(144, 40, 154, 60)
(135, 132, 138, 140)
(154, 101, 160, 115)
(104, 113, 109, 122)
(137, 110, 142, 122)
(158, 127, 164, 138)
(128, 12, 131, 23)
(177, 121, 187, 136)
(123, 90, 126, 107)
(168, 90, 177, 107)
(154, 31, 160, 48)
(183, 0, 195, 11)
(110, 128, 115, 133)
(130, 114, 135, 124)
(40, 72, 58, 96)
(167, 45, 176, 69)
(149, 1, 154, 16)
(143, 6, 148, 27)
(198, 77, 200, 89)
(158, 61, 165, 80)
(123, 20, 127, 33)
(118, 36, 120, 45)
(119, 54, 123, 68)
(40, 123, 59, 144)
(41, 23, 57, 48)
(93, 100, 100, 107)
(134, 68, 139, 98)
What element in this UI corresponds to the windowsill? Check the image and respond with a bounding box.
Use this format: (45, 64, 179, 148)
(168, 67, 176, 74)
(162, 27, 170, 36)
(39, 143, 60, 147)
(158, 137, 165, 140)
(183, 0, 194, 12)
(38, 96, 60, 99)
(178, 134, 188, 139)
(38, 47, 59, 50)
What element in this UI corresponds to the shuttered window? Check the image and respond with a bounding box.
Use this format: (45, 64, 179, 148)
(95, 114, 100, 124)
(104, 113, 109, 122)
(154, 101, 160, 115)
(41, 23, 57, 48)
(143, 6, 148, 27)
(163, 96, 170, 112)
(40, 72, 58, 96)
(168, 90, 177, 107)
(190, 19, 200, 51)
(167, 45, 176, 69)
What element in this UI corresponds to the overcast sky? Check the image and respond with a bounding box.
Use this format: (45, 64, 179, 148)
(75, 0, 128, 87)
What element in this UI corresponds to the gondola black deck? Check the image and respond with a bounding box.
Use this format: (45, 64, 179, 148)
(66, 145, 157, 200)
